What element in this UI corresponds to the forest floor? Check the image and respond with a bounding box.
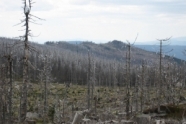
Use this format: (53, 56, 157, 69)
(11, 82, 186, 123)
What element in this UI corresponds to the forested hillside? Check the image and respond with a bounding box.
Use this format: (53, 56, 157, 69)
(0, 37, 183, 86)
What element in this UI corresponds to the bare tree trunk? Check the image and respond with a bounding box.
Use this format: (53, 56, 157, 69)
(0, 86, 2, 124)
(0, 97, 2, 124)
(0, 66, 6, 124)
(158, 40, 162, 112)
(8, 58, 13, 124)
(135, 70, 139, 113)
(87, 51, 91, 110)
(91, 59, 95, 113)
(157, 37, 171, 112)
(126, 44, 131, 120)
(20, 1, 30, 122)
(140, 61, 145, 113)
(44, 56, 48, 124)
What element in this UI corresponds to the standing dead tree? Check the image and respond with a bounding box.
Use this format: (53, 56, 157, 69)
(0, 64, 7, 124)
(139, 60, 146, 113)
(16, 0, 43, 122)
(19, 0, 32, 122)
(43, 55, 49, 124)
(125, 34, 138, 119)
(87, 51, 91, 110)
(37, 54, 52, 123)
(1, 42, 18, 124)
(157, 37, 172, 112)
(125, 42, 131, 120)
(90, 58, 95, 113)
(86, 50, 96, 111)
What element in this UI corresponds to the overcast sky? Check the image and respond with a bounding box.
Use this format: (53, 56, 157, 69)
(0, 0, 186, 44)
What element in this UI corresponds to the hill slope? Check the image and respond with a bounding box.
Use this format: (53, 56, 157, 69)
(45, 40, 183, 65)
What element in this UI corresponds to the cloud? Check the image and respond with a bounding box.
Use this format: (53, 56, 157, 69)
(0, 0, 186, 43)
(68, 0, 91, 5)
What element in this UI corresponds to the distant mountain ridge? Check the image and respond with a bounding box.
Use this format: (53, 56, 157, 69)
(171, 36, 186, 45)
(135, 45, 186, 61)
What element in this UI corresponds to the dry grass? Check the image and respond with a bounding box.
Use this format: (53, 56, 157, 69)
(11, 82, 186, 123)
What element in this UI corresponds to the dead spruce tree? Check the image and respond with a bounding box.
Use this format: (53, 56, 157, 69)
(87, 51, 91, 110)
(135, 66, 139, 113)
(125, 35, 138, 119)
(19, 0, 32, 122)
(125, 42, 131, 120)
(125, 40, 135, 120)
(38, 54, 52, 123)
(90, 58, 96, 112)
(43, 55, 50, 124)
(139, 60, 146, 113)
(0, 41, 18, 123)
(1, 42, 18, 123)
(0, 64, 7, 124)
(157, 37, 171, 112)
(18, 0, 43, 122)
(87, 50, 95, 110)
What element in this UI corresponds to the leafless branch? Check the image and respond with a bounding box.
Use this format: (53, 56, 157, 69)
(30, 14, 45, 21)
(157, 36, 172, 42)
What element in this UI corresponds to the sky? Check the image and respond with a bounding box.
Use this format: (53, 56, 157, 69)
(0, 0, 186, 44)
